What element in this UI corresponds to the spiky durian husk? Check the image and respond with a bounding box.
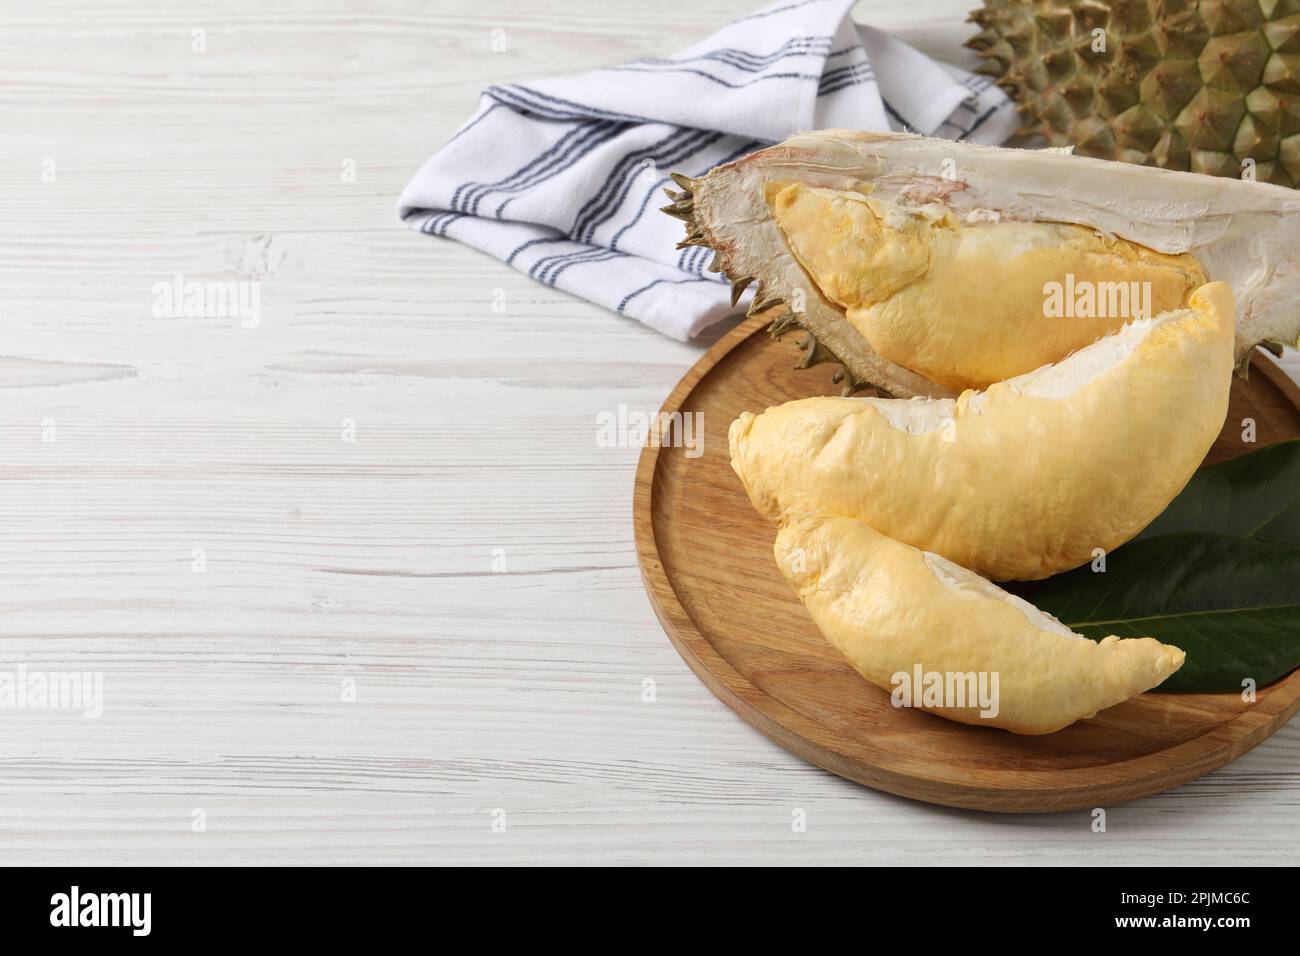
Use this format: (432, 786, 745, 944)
(663, 173, 952, 398)
(663, 174, 896, 396)
(968, 0, 1300, 187)
(663, 130, 1300, 398)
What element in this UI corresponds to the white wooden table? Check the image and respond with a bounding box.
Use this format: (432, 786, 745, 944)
(2, 0, 1297, 865)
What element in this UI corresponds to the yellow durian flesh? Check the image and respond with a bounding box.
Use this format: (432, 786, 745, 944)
(774, 514, 1185, 735)
(730, 282, 1235, 581)
(769, 183, 1206, 392)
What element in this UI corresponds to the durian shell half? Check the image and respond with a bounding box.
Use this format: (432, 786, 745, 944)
(674, 129, 1300, 398)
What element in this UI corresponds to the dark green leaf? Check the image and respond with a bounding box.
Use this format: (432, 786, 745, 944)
(1136, 439, 1300, 545)
(1021, 534, 1300, 692)
(1016, 440, 1300, 693)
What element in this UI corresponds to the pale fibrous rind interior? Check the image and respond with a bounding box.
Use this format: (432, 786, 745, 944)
(667, 129, 1300, 398)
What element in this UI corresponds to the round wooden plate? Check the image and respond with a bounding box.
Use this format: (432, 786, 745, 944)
(634, 313, 1300, 812)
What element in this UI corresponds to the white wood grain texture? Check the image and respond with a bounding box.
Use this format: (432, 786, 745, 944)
(0, 0, 1297, 865)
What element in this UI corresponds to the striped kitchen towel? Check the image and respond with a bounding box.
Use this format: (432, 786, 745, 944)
(398, 0, 1020, 341)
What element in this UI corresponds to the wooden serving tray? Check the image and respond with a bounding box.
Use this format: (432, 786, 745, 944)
(634, 313, 1300, 812)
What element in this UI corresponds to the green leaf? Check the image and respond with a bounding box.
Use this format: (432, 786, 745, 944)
(1016, 440, 1300, 693)
(1136, 439, 1300, 545)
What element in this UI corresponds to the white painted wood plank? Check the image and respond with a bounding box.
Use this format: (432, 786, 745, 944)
(0, 0, 1296, 865)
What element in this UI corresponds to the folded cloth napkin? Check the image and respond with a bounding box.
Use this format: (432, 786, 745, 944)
(398, 0, 1020, 341)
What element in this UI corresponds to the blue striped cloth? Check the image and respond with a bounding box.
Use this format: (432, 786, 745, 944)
(398, 0, 1020, 340)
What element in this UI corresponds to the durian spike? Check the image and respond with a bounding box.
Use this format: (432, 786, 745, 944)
(730, 275, 754, 306)
(795, 331, 837, 369)
(749, 290, 785, 315)
(768, 313, 800, 336)
(660, 199, 694, 221)
(830, 367, 870, 397)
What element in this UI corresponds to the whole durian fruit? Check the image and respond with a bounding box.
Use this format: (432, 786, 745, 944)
(967, 0, 1300, 186)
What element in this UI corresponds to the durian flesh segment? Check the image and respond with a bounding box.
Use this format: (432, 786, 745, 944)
(770, 183, 1207, 392)
(730, 282, 1236, 581)
(774, 514, 1185, 735)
